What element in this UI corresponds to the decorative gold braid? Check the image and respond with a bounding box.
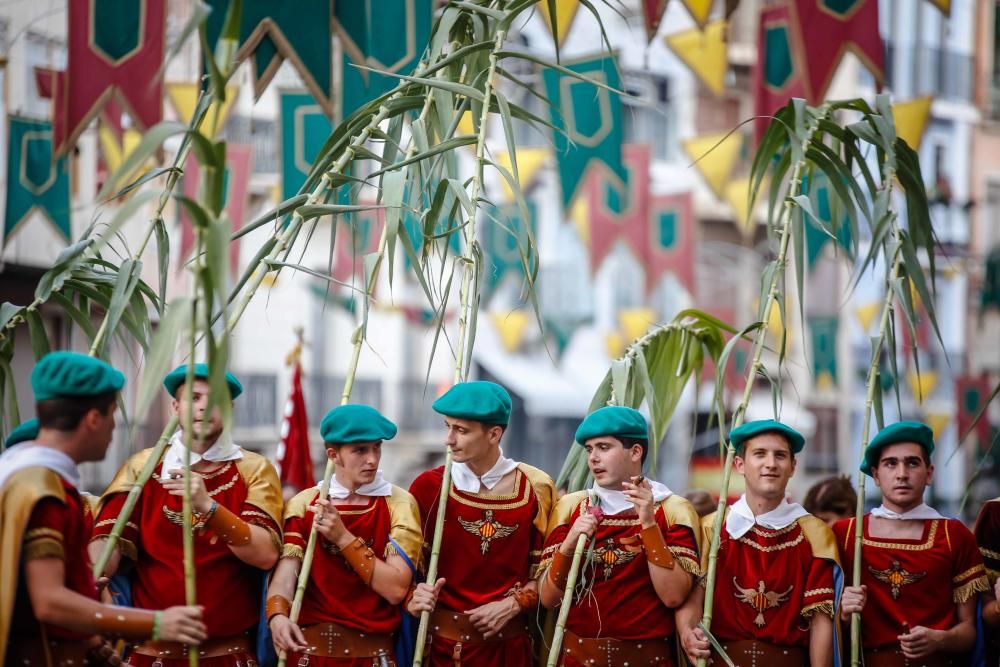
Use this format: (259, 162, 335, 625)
(750, 523, 798, 538)
(801, 600, 835, 619)
(448, 470, 529, 510)
(953, 563, 986, 583)
(737, 530, 805, 553)
(25, 527, 63, 541)
(384, 542, 398, 559)
(862, 520, 938, 551)
(198, 461, 234, 480)
(207, 474, 239, 496)
(24, 538, 65, 561)
(953, 575, 990, 604)
(986, 567, 999, 586)
(675, 555, 701, 577)
(980, 546, 1000, 560)
(282, 544, 305, 560)
(804, 587, 835, 597)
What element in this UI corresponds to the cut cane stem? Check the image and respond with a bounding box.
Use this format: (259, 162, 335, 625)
(546, 490, 595, 666)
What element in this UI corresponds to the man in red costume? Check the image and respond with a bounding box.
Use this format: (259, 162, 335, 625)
(267, 404, 422, 665)
(836, 421, 990, 666)
(1, 352, 205, 665)
(407, 380, 555, 666)
(974, 495, 1000, 664)
(540, 406, 700, 666)
(90, 363, 283, 665)
(678, 419, 839, 667)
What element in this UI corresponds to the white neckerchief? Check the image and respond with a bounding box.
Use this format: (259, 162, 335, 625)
(0, 443, 80, 489)
(725, 494, 810, 539)
(161, 430, 243, 473)
(450, 449, 520, 493)
(322, 470, 392, 499)
(870, 503, 944, 521)
(592, 479, 673, 516)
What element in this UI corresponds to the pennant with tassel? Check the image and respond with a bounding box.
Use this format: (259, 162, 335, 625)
(664, 20, 728, 96)
(280, 91, 333, 200)
(4, 116, 71, 245)
(205, 0, 335, 115)
(482, 202, 538, 303)
(542, 52, 626, 209)
(60, 0, 165, 153)
(646, 192, 696, 294)
(585, 144, 651, 277)
(752, 4, 808, 142)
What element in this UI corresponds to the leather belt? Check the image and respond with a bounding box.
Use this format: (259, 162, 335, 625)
(298, 621, 394, 659)
(428, 609, 529, 644)
(6, 636, 89, 667)
(130, 632, 255, 661)
(863, 647, 965, 667)
(561, 630, 673, 667)
(716, 639, 807, 667)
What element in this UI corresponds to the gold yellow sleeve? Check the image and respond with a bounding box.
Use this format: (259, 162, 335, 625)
(520, 463, 557, 536)
(386, 486, 423, 569)
(798, 515, 841, 566)
(235, 452, 284, 529)
(698, 510, 721, 576)
(99, 449, 154, 502)
(660, 495, 702, 576)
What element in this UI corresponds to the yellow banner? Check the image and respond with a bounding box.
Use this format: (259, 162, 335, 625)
(99, 125, 143, 176)
(906, 369, 939, 404)
(605, 331, 625, 359)
(926, 412, 951, 440)
(724, 177, 754, 238)
(854, 302, 880, 333)
(664, 20, 727, 96)
(619, 308, 658, 342)
(571, 194, 590, 245)
(928, 0, 950, 15)
(492, 310, 530, 353)
(684, 132, 741, 199)
(166, 82, 239, 136)
(495, 148, 549, 201)
(681, 0, 714, 28)
(892, 97, 933, 151)
(540, 0, 582, 47)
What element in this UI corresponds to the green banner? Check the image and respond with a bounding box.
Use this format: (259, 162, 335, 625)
(808, 315, 838, 389)
(4, 116, 70, 244)
(335, 0, 432, 121)
(402, 188, 460, 270)
(804, 173, 853, 268)
(542, 53, 626, 209)
(280, 91, 333, 200)
(482, 202, 537, 302)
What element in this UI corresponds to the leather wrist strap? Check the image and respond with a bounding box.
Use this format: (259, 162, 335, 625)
(341, 537, 376, 585)
(639, 524, 675, 569)
(506, 583, 539, 610)
(93, 605, 155, 639)
(266, 595, 292, 623)
(205, 503, 252, 546)
(547, 549, 573, 591)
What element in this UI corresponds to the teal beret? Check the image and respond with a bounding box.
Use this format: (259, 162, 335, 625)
(575, 406, 648, 444)
(729, 419, 805, 454)
(163, 363, 243, 399)
(320, 404, 397, 444)
(432, 381, 511, 425)
(31, 351, 125, 401)
(861, 420, 934, 476)
(5, 419, 39, 448)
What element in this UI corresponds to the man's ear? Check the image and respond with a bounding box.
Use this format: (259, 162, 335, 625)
(326, 446, 339, 463)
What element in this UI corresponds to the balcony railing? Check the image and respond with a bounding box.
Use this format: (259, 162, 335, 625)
(884, 43, 973, 103)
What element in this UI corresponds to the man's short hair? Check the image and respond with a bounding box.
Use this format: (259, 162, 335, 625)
(36, 391, 117, 431)
(620, 436, 649, 465)
(803, 475, 857, 518)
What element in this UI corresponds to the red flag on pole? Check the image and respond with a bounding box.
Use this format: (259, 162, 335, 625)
(277, 359, 314, 492)
(752, 4, 809, 143)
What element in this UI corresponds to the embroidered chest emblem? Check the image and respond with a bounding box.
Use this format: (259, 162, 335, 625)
(868, 560, 926, 599)
(458, 509, 518, 555)
(593, 538, 638, 580)
(732, 578, 793, 627)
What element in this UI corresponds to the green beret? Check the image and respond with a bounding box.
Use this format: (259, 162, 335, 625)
(163, 363, 243, 399)
(31, 351, 125, 401)
(861, 420, 934, 476)
(432, 381, 511, 425)
(575, 406, 648, 444)
(5, 419, 39, 448)
(320, 404, 397, 444)
(729, 419, 805, 454)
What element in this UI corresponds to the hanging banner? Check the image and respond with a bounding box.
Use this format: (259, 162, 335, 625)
(585, 144, 650, 277)
(956, 375, 993, 447)
(493, 148, 548, 201)
(892, 97, 933, 151)
(681, 0, 715, 28)
(724, 177, 755, 238)
(804, 173, 854, 268)
(683, 131, 741, 199)
(808, 315, 838, 390)
(492, 310, 530, 353)
(752, 4, 808, 142)
(854, 301, 879, 334)
(205, 0, 334, 116)
(280, 91, 332, 200)
(4, 116, 71, 245)
(619, 308, 657, 342)
(333, 205, 383, 284)
(928, 0, 950, 14)
(790, 0, 883, 103)
(335, 0, 432, 122)
(60, 0, 165, 154)
(482, 202, 537, 303)
(647, 192, 695, 294)
(906, 369, 938, 404)
(166, 81, 239, 134)
(664, 20, 728, 97)
(641, 0, 669, 42)
(542, 52, 626, 209)
(179, 144, 253, 274)
(539, 0, 582, 48)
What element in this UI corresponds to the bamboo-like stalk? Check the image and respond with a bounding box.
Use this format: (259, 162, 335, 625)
(546, 489, 595, 667)
(412, 26, 507, 667)
(180, 300, 199, 667)
(696, 112, 824, 666)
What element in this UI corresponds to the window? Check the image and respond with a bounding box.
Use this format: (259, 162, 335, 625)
(307, 374, 382, 427)
(398, 379, 444, 431)
(621, 71, 674, 160)
(233, 373, 278, 429)
(224, 116, 277, 173)
(805, 407, 838, 474)
(24, 32, 66, 119)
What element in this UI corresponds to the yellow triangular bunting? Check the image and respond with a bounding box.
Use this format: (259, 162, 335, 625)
(539, 0, 582, 47)
(570, 194, 590, 245)
(892, 97, 933, 151)
(927, 0, 950, 15)
(664, 20, 727, 96)
(619, 308, 658, 342)
(495, 148, 549, 201)
(854, 302, 880, 333)
(684, 132, 741, 199)
(605, 331, 625, 359)
(724, 177, 754, 238)
(99, 126, 144, 177)
(492, 310, 530, 353)
(681, 0, 715, 28)
(166, 82, 239, 136)
(926, 412, 951, 440)
(906, 369, 939, 404)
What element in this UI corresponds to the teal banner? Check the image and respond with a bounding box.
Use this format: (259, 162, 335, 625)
(4, 116, 70, 244)
(808, 315, 839, 389)
(482, 202, 537, 302)
(542, 53, 626, 209)
(280, 91, 333, 200)
(335, 0, 432, 121)
(804, 173, 853, 268)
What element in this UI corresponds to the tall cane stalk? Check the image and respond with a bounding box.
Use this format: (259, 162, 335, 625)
(546, 489, 595, 667)
(696, 109, 827, 666)
(180, 301, 200, 667)
(411, 26, 507, 667)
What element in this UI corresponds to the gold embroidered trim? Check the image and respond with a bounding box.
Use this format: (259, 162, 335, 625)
(750, 523, 798, 538)
(24, 539, 65, 561)
(448, 470, 530, 510)
(676, 556, 701, 577)
(335, 501, 377, 516)
(737, 530, 805, 552)
(804, 587, 835, 597)
(862, 520, 938, 551)
(207, 474, 239, 496)
(25, 527, 63, 542)
(384, 542, 398, 559)
(282, 544, 305, 560)
(198, 461, 234, 480)
(953, 575, 990, 604)
(953, 564, 986, 583)
(981, 546, 1000, 560)
(986, 567, 999, 585)
(801, 600, 835, 619)
(94, 518, 138, 531)
(285, 531, 303, 540)
(669, 545, 699, 559)
(242, 509, 275, 523)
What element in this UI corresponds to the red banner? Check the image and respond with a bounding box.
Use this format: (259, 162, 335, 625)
(277, 362, 314, 492)
(646, 192, 696, 295)
(956, 375, 993, 449)
(641, 0, 669, 42)
(586, 144, 651, 282)
(752, 4, 808, 143)
(61, 0, 165, 153)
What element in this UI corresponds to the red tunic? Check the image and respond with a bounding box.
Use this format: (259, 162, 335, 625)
(281, 485, 422, 667)
(833, 515, 989, 650)
(541, 492, 700, 652)
(409, 463, 554, 667)
(701, 511, 837, 648)
(94, 449, 282, 666)
(974, 499, 1000, 664)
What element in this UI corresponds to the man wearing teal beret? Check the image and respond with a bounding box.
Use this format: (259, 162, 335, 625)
(90, 363, 281, 665)
(834, 421, 989, 664)
(540, 406, 701, 664)
(267, 404, 422, 664)
(678, 419, 840, 666)
(407, 381, 555, 666)
(3, 418, 39, 449)
(0, 352, 206, 664)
